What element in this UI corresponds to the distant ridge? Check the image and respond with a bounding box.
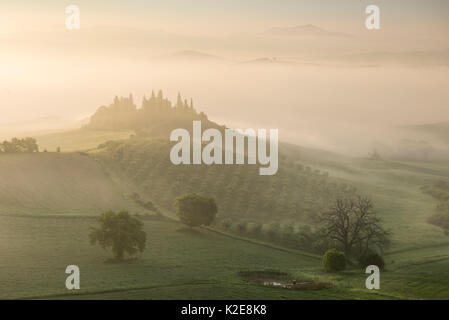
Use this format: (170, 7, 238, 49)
(400, 121, 449, 144)
(335, 50, 449, 66)
(157, 50, 228, 63)
(263, 24, 348, 37)
(239, 57, 294, 66)
(403, 121, 449, 131)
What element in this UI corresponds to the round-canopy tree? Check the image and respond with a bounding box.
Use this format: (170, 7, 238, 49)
(89, 210, 146, 260)
(174, 193, 217, 228)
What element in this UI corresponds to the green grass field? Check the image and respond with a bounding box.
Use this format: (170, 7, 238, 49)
(297, 153, 449, 251)
(0, 215, 447, 300)
(0, 153, 140, 215)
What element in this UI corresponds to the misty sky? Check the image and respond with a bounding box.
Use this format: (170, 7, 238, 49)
(0, 0, 448, 154)
(2, 0, 449, 34)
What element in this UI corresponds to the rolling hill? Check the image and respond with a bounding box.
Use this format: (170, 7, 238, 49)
(157, 50, 228, 63)
(0, 130, 448, 300)
(0, 152, 139, 215)
(262, 24, 348, 37)
(402, 121, 449, 144)
(35, 128, 134, 152)
(1, 93, 449, 299)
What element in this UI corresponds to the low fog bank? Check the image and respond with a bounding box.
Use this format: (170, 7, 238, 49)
(1, 50, 448, 159)
(0, 117, 87, 141)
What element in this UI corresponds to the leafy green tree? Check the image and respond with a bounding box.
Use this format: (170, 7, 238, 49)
(323, 248, 346, 272)
(174, 193, 217, 228)
(89, 210, 146, 260)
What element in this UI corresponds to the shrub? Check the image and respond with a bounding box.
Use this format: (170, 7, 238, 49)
(220, 219, 232, 230)
(358, 251, 385, 270)
(265, 222, 281, 242)
(323, 249, 346, 272)
(250, 222, 263, 237)
(235, 221, 248, 234)
(280, 224, 296, 247)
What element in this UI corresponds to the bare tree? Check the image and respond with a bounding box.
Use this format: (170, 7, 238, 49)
(319, 196, 389, 257)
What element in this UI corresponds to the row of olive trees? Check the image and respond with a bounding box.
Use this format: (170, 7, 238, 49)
(101, 137, 356, 223)
(218, 195, 390, 270)
(89, 192, 389, 272)
(218, 195, 389, 255)
(219, 220, 322, 252)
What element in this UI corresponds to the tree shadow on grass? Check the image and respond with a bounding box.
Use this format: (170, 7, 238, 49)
(175, 227, 206, 236)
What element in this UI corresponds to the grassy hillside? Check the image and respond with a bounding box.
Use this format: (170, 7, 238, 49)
(0, 215, 447, 300)
(295, 154, 449, 251)
(89, 136, 449, 253)
(93, 138, 355, 224)
(1, 121, 448, 299)
(0, 215, 318, 299)
(403, 121, 449, 144)
(35, 128, 134, 152)
(3, 131, 448, 252)
(0, 153, 139, 215)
